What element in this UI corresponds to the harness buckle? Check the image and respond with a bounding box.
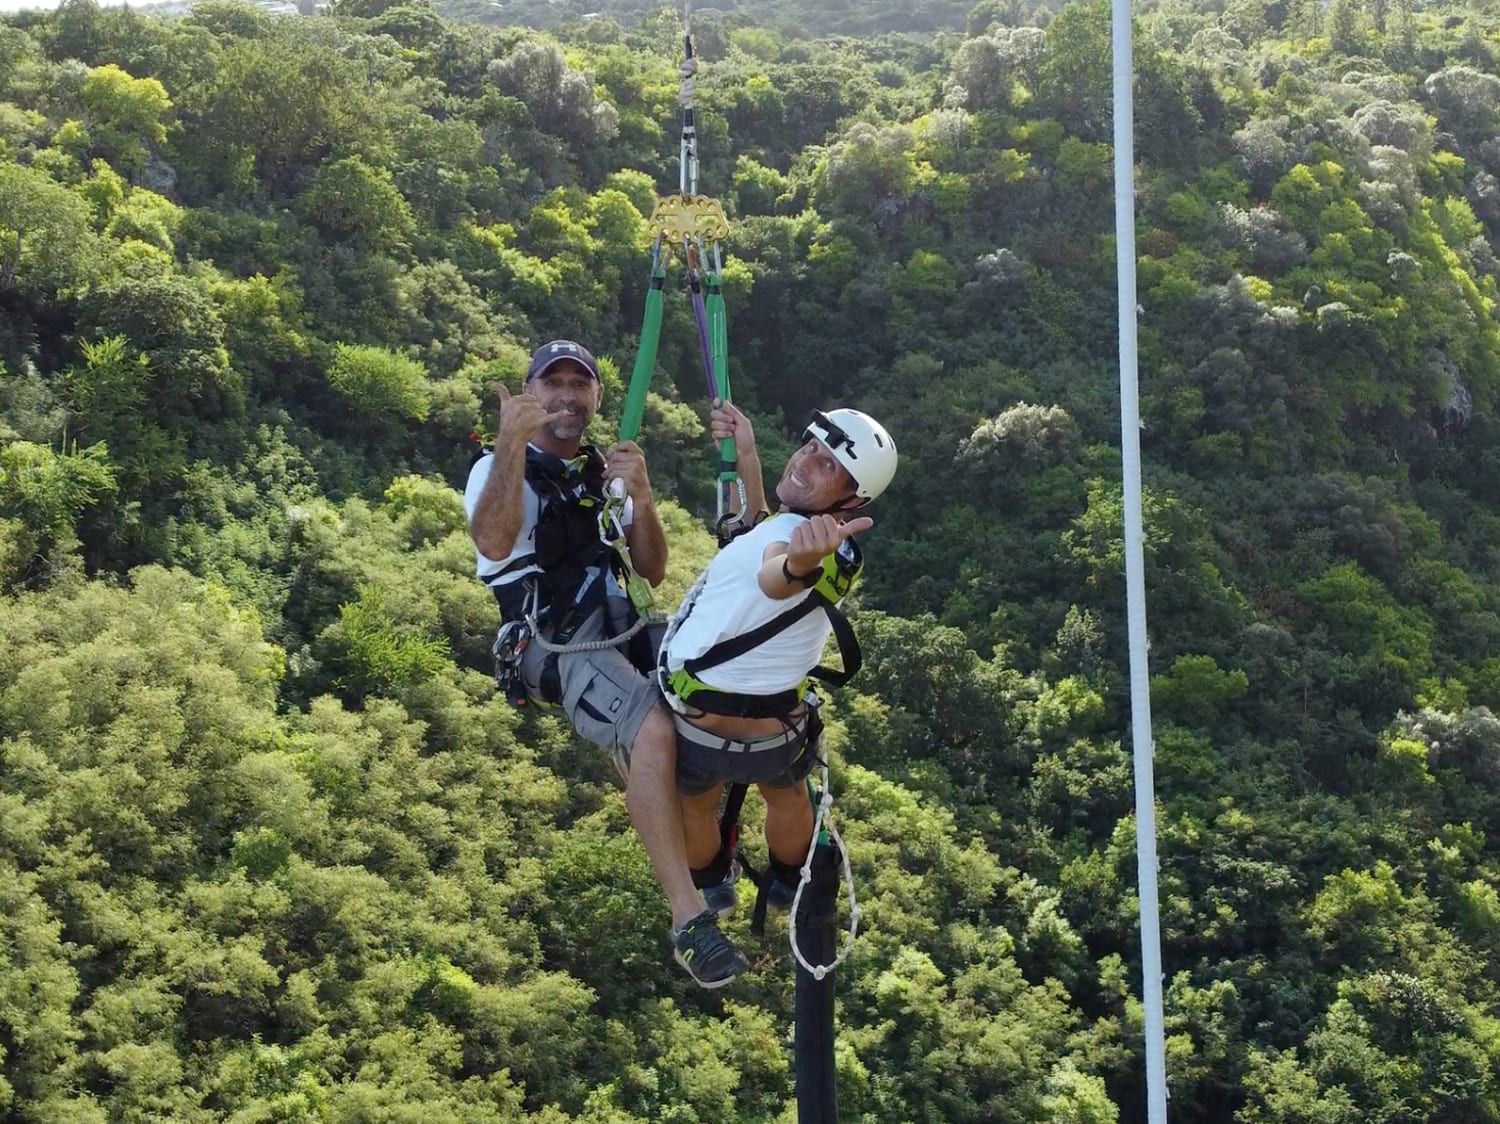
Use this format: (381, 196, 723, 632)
(493, 619, 533, 707)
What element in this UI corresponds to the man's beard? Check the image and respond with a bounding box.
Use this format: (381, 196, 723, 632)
(544, 408, 587, 440)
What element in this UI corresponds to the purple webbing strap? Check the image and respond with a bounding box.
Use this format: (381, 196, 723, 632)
(687, 246, 716, 399)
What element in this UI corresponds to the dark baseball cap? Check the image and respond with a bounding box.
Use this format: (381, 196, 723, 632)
(526, 339, 600, 382)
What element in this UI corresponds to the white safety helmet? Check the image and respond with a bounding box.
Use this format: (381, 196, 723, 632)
(803, 408, 898, 505)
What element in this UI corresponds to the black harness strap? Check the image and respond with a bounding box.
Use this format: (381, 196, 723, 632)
(477, 442, 628, 632)
(485, 552, 538, 589)
(682, 590, 862, 688)
(715, 780, 777, 936)
(719, 782, 748, 855)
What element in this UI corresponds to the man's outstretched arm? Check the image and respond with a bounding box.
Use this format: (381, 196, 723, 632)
(469, 383, 545, 560)
(756, 514, 873, 600)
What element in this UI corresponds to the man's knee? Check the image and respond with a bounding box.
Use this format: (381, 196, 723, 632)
(622, 705, 677, 801)
(759, 779, 811, 809)
(629, 705, 674, 770)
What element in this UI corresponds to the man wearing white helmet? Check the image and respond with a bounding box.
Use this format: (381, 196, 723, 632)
(619, 400, 898, 989)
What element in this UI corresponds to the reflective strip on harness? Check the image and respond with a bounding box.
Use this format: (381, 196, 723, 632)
(670, 710, 809, 754)
(483, 553, 539, 589)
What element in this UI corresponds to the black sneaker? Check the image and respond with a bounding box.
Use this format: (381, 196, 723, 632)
(671, 910, 749, 989)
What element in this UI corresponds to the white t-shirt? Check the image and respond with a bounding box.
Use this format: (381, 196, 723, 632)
(665, 513, 845, 695)
(464, 447, 630, 599)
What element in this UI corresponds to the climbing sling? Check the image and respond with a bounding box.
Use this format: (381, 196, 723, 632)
(619, 8, 745, 532)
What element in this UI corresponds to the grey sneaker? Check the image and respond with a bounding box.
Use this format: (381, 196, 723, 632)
(700, 857, 740, 918)
(671, 910, 749, 989)
(766, 867, 802, 911)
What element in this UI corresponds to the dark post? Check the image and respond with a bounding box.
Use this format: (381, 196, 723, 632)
(794, 834, 841, 1124)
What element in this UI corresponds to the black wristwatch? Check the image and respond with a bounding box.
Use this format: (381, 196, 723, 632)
(782, 556, 821, 588)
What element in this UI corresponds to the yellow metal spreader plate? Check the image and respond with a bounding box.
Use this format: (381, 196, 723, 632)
(648, 194, 730, 243)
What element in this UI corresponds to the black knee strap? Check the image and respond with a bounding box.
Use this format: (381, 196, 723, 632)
(691, 845, 733, 889)
(771, 856, 802, 887)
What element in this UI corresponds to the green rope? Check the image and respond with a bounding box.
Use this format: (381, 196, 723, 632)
(706, 268, 734, 489)
(621, 263, 666, 443)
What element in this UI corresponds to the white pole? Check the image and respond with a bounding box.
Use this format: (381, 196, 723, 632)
(1110, 0, 1169, 1119)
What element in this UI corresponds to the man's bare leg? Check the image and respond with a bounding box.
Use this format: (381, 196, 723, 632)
(680, 783, 727, 872)
(624, 706, 708, 929)
(761, 780, 815, 867)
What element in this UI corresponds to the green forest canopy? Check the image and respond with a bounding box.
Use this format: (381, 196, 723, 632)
(4, 0, 1500, 1118)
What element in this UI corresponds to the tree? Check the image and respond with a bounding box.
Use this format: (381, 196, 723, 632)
(298, 156, 414, 248)
(956, 402, 1080, 477)
(1423, 67, 1500, 147)
(841, 611, 1023, 790)
(947, 27, 1045, 113)
(0, 864, 87, 1117)
(1036, 1, 1114, 141)
(0, 161, 99, 298)
(812, 121, 926, 228)
(1296, 561, 1435, 714)
(0, 440, 116, 589)
(177, 32, 387, 197)
(1326, 0, 1367, 55)
(75, 262, 240, 427)
(60, 335, 175, 497)
(81, 63, 171, 175)
(325, 343, 431, 424)
(103, 187, 181, 255)
(486, 38, 619, 156)
(319, 583, 450, 700)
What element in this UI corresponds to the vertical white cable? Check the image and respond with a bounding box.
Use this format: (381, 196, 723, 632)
(1111, 0, 1169, 1119)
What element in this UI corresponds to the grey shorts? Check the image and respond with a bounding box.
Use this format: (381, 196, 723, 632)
(615, 701, 822, 797)
(672, 709, 820, 796)
(519, 605, 661, 757)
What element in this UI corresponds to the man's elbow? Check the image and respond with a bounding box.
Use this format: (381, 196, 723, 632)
(471, 526, 514, 562)
(634, 551, 666, 586)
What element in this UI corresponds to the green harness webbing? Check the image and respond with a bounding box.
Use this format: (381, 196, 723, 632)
(706, 256, 735, 506)
(620, 261, 666, 444)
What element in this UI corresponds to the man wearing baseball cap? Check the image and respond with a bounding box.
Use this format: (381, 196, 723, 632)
(464, 337, 671, 780)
